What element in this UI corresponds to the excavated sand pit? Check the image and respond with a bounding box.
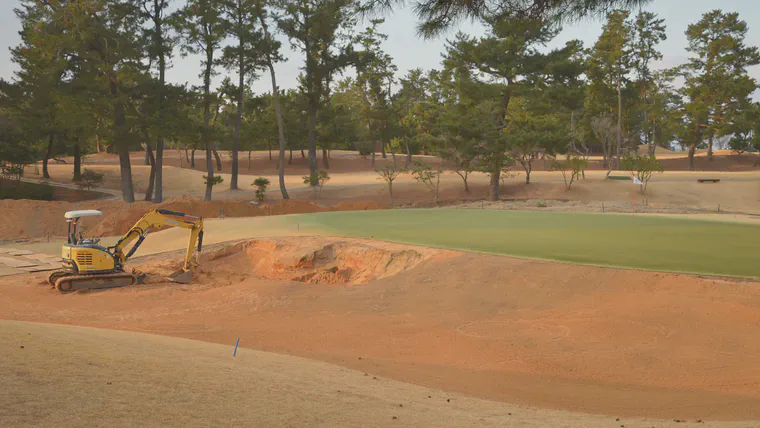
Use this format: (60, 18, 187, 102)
(193, 237, 446, 285)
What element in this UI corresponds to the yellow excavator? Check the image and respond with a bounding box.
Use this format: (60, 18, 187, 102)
(47, 208, 204, 293)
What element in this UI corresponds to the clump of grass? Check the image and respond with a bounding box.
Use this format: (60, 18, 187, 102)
(536, 200, 547, 208)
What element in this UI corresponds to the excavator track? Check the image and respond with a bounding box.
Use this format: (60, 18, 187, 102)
(54, 272, 137, 294)
(47, 270, 71, 288)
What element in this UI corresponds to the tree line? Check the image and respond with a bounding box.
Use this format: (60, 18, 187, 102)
(1, 0, 758, 203)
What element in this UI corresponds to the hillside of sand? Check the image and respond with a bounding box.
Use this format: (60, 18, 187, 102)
(3, 236, 760, 423)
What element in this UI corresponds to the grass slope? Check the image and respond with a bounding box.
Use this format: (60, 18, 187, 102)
(294, 209, 760, 278)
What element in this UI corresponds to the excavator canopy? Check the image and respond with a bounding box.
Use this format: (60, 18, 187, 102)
(64, 210, 103, 219)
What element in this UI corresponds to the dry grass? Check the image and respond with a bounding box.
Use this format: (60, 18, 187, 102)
(2, 320, 754, 428)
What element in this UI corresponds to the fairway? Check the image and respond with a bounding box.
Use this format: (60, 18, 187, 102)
(292, 209, 760, 278)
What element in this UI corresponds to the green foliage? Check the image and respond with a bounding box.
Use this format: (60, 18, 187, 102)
(302, 170, 331, 187)
(74, 169, 105, 191)
(204, 175, 224, 186)
(0, 179, 53, 201)
(0, 163, 25, 181)
(620, 154, 663, 193)
(383, 0, 648, 38)
(439, 137, 476, 192)
(353, 20, 397, 157)
(375, 165, 404, 206)
(681, 10, 760, 167)
(252, 177, 270, 202)
(302, 170, 330, 199)
(551, 156, 588, 190)
(411, 160, 442, 203)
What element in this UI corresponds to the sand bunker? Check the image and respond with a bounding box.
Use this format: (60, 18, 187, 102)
(194, 238, 437, 285)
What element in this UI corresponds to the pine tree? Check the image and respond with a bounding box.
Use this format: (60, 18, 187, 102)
(684, 10, 760, 165)
(138, 0, 177, 203)
(629, 11, 666, 156)
(587, 10, 632, 169)
(257, 5, 289, 199)
(174, 0, 228, 201)
(276, 0, 357, 184)
(221, 0, 265, 190)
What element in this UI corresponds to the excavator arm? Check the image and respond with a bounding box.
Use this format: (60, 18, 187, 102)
(111, 209, 204, 283)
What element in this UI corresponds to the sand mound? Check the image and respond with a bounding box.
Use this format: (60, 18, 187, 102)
(195, 238, 431, 285)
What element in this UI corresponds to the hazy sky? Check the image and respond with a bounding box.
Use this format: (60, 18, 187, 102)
(1, 0, 759, 94)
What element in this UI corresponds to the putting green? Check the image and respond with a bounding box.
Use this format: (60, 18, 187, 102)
(288, 209, 760, 278)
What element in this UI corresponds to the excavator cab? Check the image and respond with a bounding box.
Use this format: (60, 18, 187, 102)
(61, 210, 118, 274)
(49, 208, 204, 293)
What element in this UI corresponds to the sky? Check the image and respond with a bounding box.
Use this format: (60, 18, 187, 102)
(1, 0, 760, 95)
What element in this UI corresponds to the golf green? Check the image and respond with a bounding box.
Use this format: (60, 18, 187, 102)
(291, 209, 760, 278)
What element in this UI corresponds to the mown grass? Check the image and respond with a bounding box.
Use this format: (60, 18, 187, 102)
(293, 209, 760, 278)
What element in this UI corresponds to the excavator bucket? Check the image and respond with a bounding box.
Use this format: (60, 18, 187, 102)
(168, 269, 193, 284)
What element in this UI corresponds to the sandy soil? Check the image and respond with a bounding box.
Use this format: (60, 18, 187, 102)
(6, 321, 749, 428)
(0, 196, 385, 241)
(14, 163, 760, 217)
(3, 236, 760, 421)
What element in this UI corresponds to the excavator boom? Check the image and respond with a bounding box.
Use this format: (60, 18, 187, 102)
(112, 209, 204, 283)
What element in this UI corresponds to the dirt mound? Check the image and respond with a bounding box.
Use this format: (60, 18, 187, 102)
(194, 238, 433, 285)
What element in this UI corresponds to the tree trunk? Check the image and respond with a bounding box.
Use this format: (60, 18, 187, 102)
(523, 162, 531, 184)
(688, 143, 697, 171)
(154, 136, 164, 203)
(73, 142, 82, 182)
(381, 140, 386, 158)
(144, 148, 150, 165)
(388, 180, 394, 207)
(489, 169, 500, 201)
(434, 174, 440, 205)
(152, 0, 166, 203)
(112, 79, 135, 203)
(289, 149, 293, 164)
(404, 139, 412, 168)
(213, 148, 222, 172)
(191, 149, 196, 168)
(248, 150, 252, 171)
(231, 47, 244, 191)
(203, 45, 215, 202)
(689, 118, 701, 171)
(307, 99, 318, 182)
(616, 75, 623, 169)
(371, 141, 376, 167)
(95, 127, 102, 153)
(143, 143, 156, 201)
(204, 143, 215, 201)
(260, 17, 289, 199)
(707, 133, 714, 162)
(322, 148, 329, 169)
(388, 140, 397, 169)
(42, 133, 54, 179)
(268, 140, 272, 161)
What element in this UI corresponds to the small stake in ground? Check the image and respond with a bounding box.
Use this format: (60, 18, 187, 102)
(233, 338, 240, 357)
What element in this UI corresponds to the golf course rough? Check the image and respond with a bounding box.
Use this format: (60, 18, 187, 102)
(290, 209, 760, 278)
